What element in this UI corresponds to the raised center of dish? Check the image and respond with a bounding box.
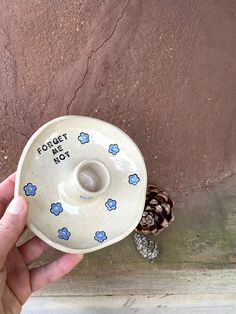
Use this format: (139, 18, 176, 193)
(76, 160, 110, 195)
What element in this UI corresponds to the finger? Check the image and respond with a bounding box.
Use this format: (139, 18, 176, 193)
(0, 196, 28, 269)
(0, 173, 16, 217)
(2, 285, 22, 314)
(18, 236, 50, 265)
(30, 253, 83, 291)
(5, 247, 32, 305)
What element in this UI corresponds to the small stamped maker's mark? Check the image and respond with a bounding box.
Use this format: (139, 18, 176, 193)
(36, 133, 71, 165)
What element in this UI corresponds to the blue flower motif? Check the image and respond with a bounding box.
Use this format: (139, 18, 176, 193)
(78, 132, 89, 144)
(105, 198, 117, 211)
(94, 231, 107, 243)
(23, 183, 37, 196)
(128, 174, 140, 185)
(58, 227, 71, 240)
(50, 202, 63, 216)
(108, 144, 120, 155)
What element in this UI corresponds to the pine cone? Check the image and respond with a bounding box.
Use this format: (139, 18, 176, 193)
(136, 184, 174, 235)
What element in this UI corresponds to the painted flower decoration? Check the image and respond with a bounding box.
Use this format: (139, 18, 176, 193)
(128, 174, 140, 185)
(23, 183, 37, 196)
(94, 231, 107, 243)
(50, 202, 63, 216)
(78, 132, 89, 144)
(58, 227, 71, 240)
(105, 198, 117, 211)
(108, 144, 120, 155)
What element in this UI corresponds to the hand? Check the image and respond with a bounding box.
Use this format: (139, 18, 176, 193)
(0, 173, 83, 314)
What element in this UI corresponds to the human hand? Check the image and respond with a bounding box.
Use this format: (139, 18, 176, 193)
(0, 173, 83, 314)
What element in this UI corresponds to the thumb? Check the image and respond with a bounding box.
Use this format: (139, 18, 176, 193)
(0, 196, 28, 269)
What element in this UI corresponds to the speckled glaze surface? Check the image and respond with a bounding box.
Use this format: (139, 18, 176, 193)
(15, 116, 147, 254)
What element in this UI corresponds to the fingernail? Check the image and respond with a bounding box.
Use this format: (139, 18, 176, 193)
(9, 172, 16, 182)
(8, 197, 25, 215)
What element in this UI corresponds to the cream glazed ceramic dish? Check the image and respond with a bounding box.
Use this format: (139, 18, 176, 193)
(15, 116, 147, 254)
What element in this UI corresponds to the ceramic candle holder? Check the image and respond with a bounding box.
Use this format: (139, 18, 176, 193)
(15, 116, 147, 254)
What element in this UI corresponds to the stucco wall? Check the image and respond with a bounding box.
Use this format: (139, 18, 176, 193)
(1, 0, 236, 193)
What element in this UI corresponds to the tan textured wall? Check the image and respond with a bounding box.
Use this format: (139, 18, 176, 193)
(1, 0, 236, 193)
